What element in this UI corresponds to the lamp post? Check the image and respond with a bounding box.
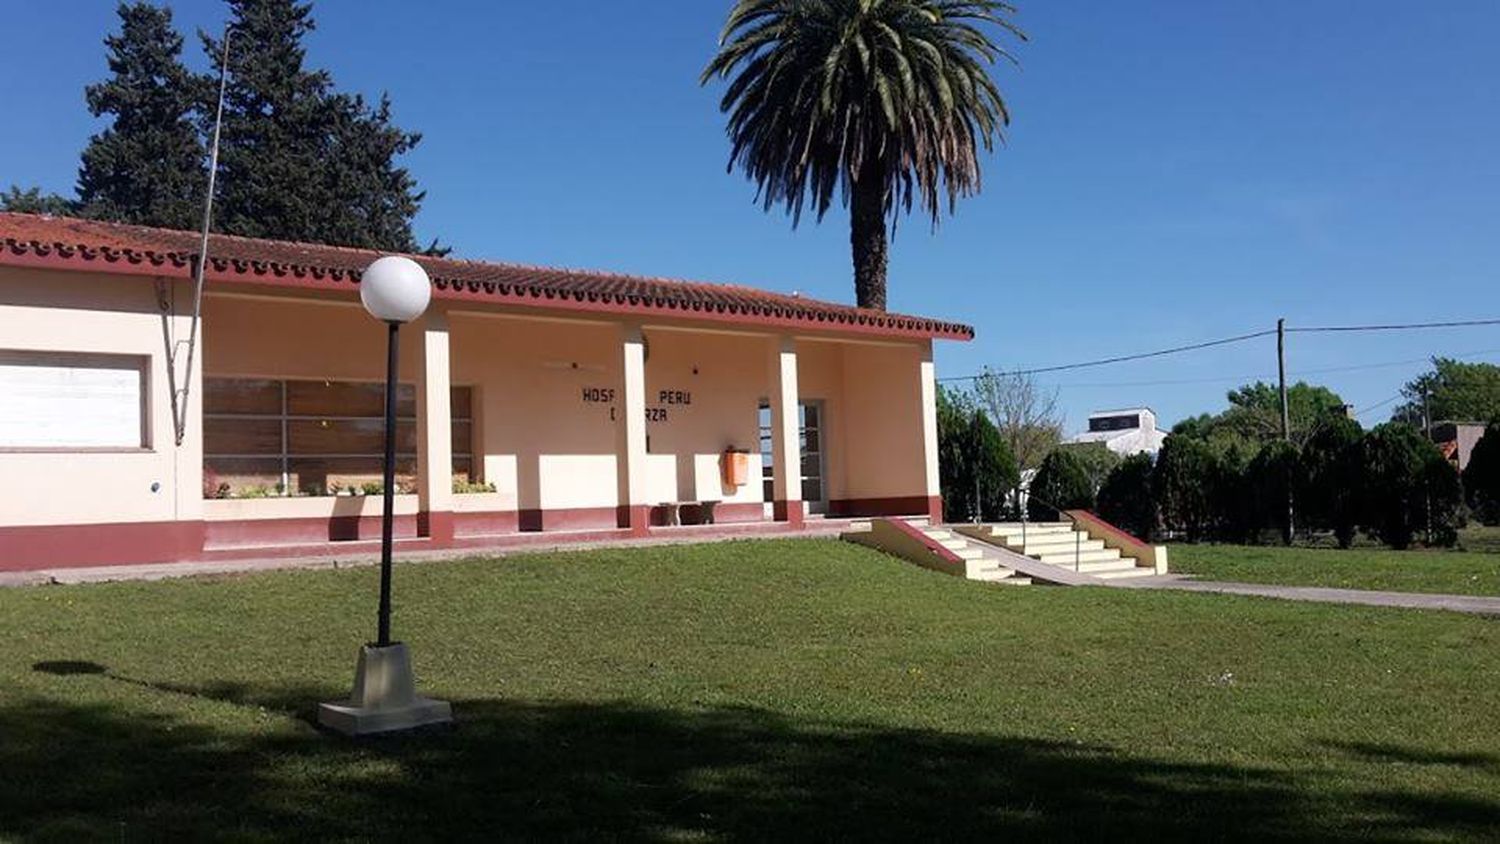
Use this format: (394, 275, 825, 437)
(318, 255, 452, 736)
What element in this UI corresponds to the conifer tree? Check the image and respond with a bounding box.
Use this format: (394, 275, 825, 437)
(78, 2, 205, 229)
(202, 0, 433, 252)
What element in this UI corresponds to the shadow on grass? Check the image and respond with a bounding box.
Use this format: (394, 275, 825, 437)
(1318, 739, 1500, 772)
(5, 671, 1500, 840)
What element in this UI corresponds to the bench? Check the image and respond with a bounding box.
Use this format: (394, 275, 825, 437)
(660, 500, 718, 526)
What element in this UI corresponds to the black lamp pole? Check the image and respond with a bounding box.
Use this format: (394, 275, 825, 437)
(376, 320, 400, 648)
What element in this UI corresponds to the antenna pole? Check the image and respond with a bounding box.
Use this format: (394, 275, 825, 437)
(173, 26, 231, 446)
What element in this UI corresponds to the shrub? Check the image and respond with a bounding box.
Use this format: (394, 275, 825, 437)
(1246, 440, 1301, 545)
(1299, 415, 1365, 548)
(1360, 423, 1461, 549)
(1056, 442, 1122, 496)
(1465, 423, 1500, 525)
(1153, 435, 1219, 542)
(1097, 453, 1156, 540)
(968, 411, 1019, 521)
(1422, 452, 1465, 548)
(937, 387, 1019, 522)
(1027, 448, 1094, 521)
(1213, 442, 1256, 544)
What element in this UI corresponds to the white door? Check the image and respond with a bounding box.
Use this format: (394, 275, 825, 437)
(759, 400, 828, 514)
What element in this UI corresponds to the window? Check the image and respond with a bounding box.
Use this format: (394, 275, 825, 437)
(0, 351, 148, 450)
(758, 400, 827, 507)
(203, 377, 473, 497)
(1088, 414, 1140, 433)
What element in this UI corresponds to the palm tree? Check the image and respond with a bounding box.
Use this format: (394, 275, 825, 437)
(702, 0, 1024, 311)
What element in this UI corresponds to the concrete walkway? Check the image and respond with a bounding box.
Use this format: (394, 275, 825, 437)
(0, 521, 858, 588)
(1114, 575, 1500, 616)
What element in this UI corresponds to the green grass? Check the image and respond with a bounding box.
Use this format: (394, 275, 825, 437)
(1171, 544, 1500, 596)
(3, 539, 1499, 840)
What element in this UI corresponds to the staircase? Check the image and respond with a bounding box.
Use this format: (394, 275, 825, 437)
(842, 518, 1032, 586)
(962, 522, 1158, 580)
(920, 525, 1033, 585)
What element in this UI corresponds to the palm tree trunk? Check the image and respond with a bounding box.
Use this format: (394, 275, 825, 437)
(850, 161, 888, 311)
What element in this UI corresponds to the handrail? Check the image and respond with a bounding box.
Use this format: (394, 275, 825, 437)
(1020, 491, 1086, 572)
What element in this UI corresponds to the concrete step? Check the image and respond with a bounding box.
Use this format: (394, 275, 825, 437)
(1094, 566, 1159, 580)
(1021, 537, 1104, 555)
(923, 529, 954, 541)
(969, 565, 1022, 582)
(989, 525, 1073, 540)
(1036, 549, 1124, 567)
(952, 546, 985, 561)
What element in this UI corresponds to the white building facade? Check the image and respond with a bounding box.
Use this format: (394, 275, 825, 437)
(1066, 408, 1167, 457)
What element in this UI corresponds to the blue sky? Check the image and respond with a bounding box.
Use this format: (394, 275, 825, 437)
(3, 1, 1497, 432)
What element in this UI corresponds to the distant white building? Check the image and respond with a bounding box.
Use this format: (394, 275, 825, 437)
(1066, 408, 1167, 457)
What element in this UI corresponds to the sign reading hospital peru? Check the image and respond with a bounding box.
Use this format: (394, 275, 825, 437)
(581, 386, 693, 423)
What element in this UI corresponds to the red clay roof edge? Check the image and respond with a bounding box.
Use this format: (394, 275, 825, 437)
(0, 213, 975, 342)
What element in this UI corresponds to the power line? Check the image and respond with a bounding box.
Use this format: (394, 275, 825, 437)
(936, 329, 1277, 382)
(1354, 393, 1404, 418)
(1290, 318, 1500, 334)
(940, 317, 1500, 385)
(1040, 348, 1500, 390)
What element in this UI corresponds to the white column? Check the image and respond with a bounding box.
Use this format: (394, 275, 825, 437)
(416, 311, 454, 543)
(768, 335, 803, 526)
(918, 340, 943, 523)
(618, 324, 650, 534)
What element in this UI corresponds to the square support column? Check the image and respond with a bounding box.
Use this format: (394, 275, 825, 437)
(416, 311, 454, 545)
(768, 336, 804, 527)
(618, 325, 650, 535)
(918, 341, 943, 524)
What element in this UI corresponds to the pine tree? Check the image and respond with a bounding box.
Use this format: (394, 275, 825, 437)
(1, 186, 80, 216)
(78, 2, 205, 230)
(202, 0, 433, 252)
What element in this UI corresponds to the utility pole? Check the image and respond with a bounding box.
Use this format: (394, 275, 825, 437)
(1277, 318, 1295, 545)
(1423, 381, 1434, 545)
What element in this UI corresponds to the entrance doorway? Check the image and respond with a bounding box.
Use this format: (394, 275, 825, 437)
(758, 399, 828, 514)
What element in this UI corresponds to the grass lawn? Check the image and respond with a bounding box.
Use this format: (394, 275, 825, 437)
(1171, 544, 1500, 596)
(3, 539, 1499, 840)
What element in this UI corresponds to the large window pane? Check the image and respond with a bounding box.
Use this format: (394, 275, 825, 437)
(287, 380, 416, 417)
(801, 478, 823, 503)
(288, 457, 417, 495)
(204, 457, 281, 493)
(204, 378, 280, 415)
(204, 417, 281, 456)
(0, 352, 146, 449)
(287, 419, 417, 455)
(205, 379, 473, 498)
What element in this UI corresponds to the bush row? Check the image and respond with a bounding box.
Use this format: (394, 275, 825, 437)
(1095, 419, 1500, 549)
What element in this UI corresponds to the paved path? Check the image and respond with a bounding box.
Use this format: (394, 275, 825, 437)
(1114, 575, 1500, 616)
(0, 524, 856, 588)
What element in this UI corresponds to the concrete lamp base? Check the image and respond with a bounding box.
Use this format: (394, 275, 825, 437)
(318, 642, 453, 737)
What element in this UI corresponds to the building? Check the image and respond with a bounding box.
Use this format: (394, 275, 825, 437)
(1430, 421, 1486, 471)
(0, 213, 971, 572)
(1065, 408, 1167, 457)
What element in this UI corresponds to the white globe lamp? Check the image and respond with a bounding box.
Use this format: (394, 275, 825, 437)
(360, 255, 431, 323)
(320, 254, 450, 737)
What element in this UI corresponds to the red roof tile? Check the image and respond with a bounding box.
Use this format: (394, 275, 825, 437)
(0, 213, 973, 341)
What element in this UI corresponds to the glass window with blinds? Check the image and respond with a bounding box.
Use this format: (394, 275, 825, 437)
(203, 378, 474, 497)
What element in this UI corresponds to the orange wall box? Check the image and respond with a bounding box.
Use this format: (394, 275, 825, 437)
(722, 449, 751, 488)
